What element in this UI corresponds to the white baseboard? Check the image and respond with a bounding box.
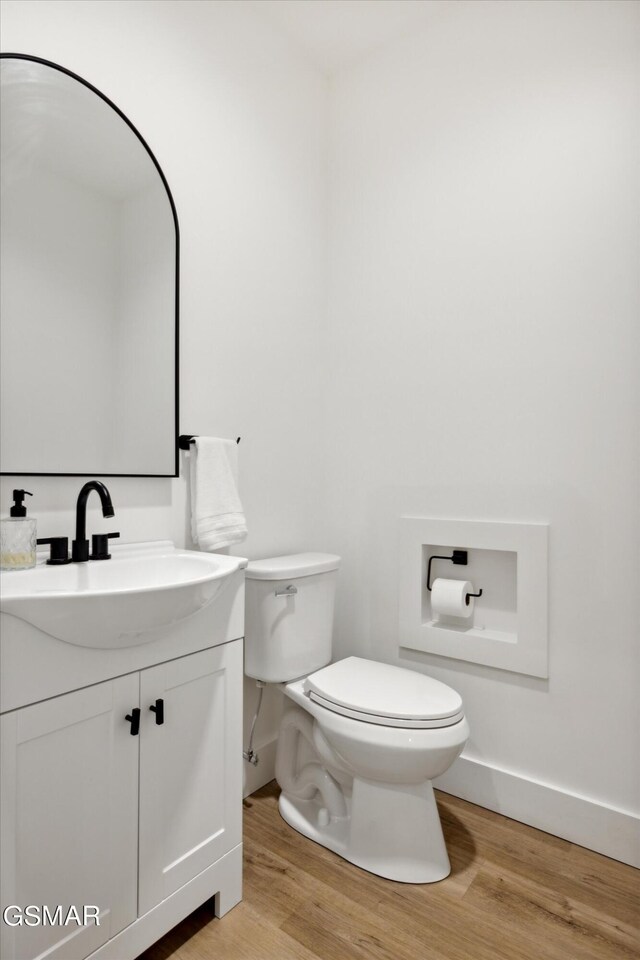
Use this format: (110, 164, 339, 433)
(243, 735, 278, 798)
(435, 754, 640, 869)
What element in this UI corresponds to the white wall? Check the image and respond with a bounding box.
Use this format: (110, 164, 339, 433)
(325, 0, 640, 856)
(0, 0, 329, 784)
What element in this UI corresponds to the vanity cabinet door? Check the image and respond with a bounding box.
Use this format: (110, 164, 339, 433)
(138, 640, 242, 915)
(0, 675, 139, 960)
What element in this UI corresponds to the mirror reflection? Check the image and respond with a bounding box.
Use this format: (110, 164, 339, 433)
(0, 56, 178, 476)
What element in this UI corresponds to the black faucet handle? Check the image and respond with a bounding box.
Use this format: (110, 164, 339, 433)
(37, 537, 71, 565)
(90, 531, 120, 561)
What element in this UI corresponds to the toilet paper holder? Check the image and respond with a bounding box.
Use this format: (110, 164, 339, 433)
(426, 550, 483, 604)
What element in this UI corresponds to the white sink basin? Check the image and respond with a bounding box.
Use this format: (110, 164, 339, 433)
(0, 540, 247, 647)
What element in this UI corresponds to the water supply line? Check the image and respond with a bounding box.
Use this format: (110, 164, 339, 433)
(243, 679, 266, 766)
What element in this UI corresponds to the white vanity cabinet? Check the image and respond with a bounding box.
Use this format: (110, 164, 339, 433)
(0, 555, 245, 960)
(1, 675, 140, 960)
(138, 643, 242, 915)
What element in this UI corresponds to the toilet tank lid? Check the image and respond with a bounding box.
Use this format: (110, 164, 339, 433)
(305, 657, 463, 721)
(245, 552, 341, 580)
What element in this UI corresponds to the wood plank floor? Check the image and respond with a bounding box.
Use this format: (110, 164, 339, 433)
(139, 781, 640, 960)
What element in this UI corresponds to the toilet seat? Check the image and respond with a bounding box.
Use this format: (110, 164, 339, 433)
(304, 656, 465, 729)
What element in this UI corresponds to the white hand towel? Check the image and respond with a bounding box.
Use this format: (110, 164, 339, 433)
(189, 437, 247, 550)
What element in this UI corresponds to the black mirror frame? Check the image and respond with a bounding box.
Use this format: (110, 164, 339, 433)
(0, 52, 180, 478)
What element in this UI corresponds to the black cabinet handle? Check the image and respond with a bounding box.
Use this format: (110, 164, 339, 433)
(125, 708, 140, 736)
(149, 698, 164, 725)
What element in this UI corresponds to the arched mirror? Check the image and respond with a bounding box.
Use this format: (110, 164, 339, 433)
(0, 54, 179, 477)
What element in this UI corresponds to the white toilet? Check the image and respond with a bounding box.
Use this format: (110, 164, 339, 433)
(245, 552, 469, 883)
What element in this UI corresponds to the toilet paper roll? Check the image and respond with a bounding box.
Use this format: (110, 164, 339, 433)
(430, 578, 475, 619)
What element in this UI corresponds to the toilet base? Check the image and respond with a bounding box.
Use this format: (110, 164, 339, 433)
(278, 776, 451, 884)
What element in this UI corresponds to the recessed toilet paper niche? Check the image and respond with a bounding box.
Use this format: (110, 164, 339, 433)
(399, 518, 548, 678)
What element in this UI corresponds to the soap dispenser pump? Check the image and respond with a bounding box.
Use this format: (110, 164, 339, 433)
(1, 489, 37, 570)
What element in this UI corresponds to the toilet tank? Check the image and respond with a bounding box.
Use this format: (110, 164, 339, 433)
(244, 553, 340, 683)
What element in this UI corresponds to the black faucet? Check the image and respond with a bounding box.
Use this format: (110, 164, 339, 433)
(71, 481, 118, 562)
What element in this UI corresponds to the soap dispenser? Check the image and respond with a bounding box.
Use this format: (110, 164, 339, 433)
(0, 490, 37, 570)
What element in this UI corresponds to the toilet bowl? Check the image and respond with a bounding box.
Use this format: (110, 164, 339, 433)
(245, 554, 469, 883)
